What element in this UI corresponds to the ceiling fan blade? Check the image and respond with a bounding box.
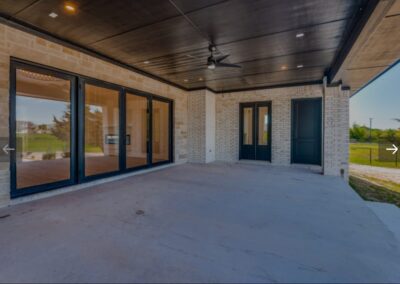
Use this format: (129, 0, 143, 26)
(215, 54, 230, 62)
(215, 62, 241, 68)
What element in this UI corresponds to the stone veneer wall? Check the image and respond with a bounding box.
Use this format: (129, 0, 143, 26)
(0, 23, 188, 207)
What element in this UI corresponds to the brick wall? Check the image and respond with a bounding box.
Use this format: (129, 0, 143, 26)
(215, 85, 324, 163)
(0, 23, 188, 207)
(205, 90, 216, 163)
(324, 86, 350, 178)
(188, 90, 206, 163)
(215, 84, 349, 176)
(187, 89, 216, 163)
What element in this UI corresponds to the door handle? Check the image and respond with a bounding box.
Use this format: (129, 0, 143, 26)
(2, 144, 15, 154)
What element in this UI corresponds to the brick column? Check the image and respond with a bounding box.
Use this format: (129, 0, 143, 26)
(187, 89, 216, 163)
(323, 85, 350, 179)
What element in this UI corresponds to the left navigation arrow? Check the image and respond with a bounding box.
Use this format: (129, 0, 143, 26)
(2, 144, 15, 155)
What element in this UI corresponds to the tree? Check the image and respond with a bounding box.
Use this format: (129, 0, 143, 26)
(51, 104, 104, 150)
(350, 124, 367, 141)
(51, 105, 71, 142)
(385, 129, 400, 144)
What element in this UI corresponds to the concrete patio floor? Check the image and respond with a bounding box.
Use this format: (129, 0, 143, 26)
(0, 163, 400, 283)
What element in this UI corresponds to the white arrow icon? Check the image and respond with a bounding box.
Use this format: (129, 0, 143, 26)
(386, 144, 398, 155)
(2, 144, 15, 155)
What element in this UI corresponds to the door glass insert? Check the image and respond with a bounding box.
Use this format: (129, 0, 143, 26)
(15, 69, 71, 189)
(258, 106, 269, 145)
(243, 107, 253, 145)
(126, 93, 148, 168)
(152, 100, 170, 163)
(84, 84, 120, 176)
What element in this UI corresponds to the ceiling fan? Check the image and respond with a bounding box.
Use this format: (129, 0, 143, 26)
(207, 44, 241, 70)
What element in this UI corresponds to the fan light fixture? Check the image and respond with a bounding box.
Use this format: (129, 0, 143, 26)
(206, 44, 241, 69)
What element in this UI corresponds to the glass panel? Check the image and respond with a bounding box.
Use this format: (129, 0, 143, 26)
(16, 69, 71, 189)
(126, 93, 148, 168)
(152, 100, 170, 163)
(243, 107, 253, 145)
(85, 84, 119, 176)
(258, 106, 269, 145)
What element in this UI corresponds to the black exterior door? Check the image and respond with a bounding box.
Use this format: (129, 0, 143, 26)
(291, 98, 322, 165)
(239, 102, 271, 161)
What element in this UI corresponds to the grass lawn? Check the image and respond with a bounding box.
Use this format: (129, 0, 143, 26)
(18, 133, 68, 152)
(18, 133, 102, 153)
(349, 143, 399, 169)
(349, 175, 400, 207)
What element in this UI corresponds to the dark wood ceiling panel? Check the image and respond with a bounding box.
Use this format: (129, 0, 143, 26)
(204, 67, 324, 91)
(0, 0, 37, 15)
(216, 21, 349, 64)
(0, 0, 371, 92)
(183, 0, 367, 45)
(171, 0, 228, 13)
(133, 20, 345, 77)
(244, 67, 325, 85)
(14, 0, 181, 45)
(91, 17, 209, 64)
(165, 49, 336, 87)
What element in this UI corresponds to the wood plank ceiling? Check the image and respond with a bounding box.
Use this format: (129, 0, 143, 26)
(0, 0, 371, 92)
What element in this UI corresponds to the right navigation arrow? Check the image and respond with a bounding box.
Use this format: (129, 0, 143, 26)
(386, 144, 398, 155)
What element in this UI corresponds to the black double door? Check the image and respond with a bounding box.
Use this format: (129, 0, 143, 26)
(291, 98, 322, 165)
(239, 102, 271, 161)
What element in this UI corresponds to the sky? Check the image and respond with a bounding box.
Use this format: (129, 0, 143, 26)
(16, 96, 67, 125)
(350, 61, 400, 130)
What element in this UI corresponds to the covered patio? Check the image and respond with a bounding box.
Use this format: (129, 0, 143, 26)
(0, 163, 399, 283)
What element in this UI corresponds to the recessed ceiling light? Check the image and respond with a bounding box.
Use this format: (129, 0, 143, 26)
(49, 12, 58, 18)
(296, 33, 305, 38)
(143, 61, 150, 64)
(198, 77, 203, 81)
(281, 65, 287, 70)
(297, 64, 304, 68)
(184, 79, 189, 82)
(64, 3, 76, 13)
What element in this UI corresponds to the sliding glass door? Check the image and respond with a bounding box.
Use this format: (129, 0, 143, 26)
(10, 63, 76, 197)
(126, 92, 148, 169)
(10, 60, 173, 198)
(83, 82, 121, 178)
(152, 99, 172, 165)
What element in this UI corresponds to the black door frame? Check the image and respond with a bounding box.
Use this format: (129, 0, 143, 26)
(78, 77, 125, 183)
(150, 96, 174, 167)
(291, 97, 322, 165)
(124, 89, 150, 172)
(9, 58, 174, 198)
(239, 101, 272, 161)
(9, 61, 78, 198)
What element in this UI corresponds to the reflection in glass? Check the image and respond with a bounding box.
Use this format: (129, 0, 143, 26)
(85, 84, 119, 176)
(16, 69, 71, 189)
(243, 107, 253, 145)
(126, 93, 148, 168)
(258, 106, 269, 145)
(152, 100, 170, 163)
